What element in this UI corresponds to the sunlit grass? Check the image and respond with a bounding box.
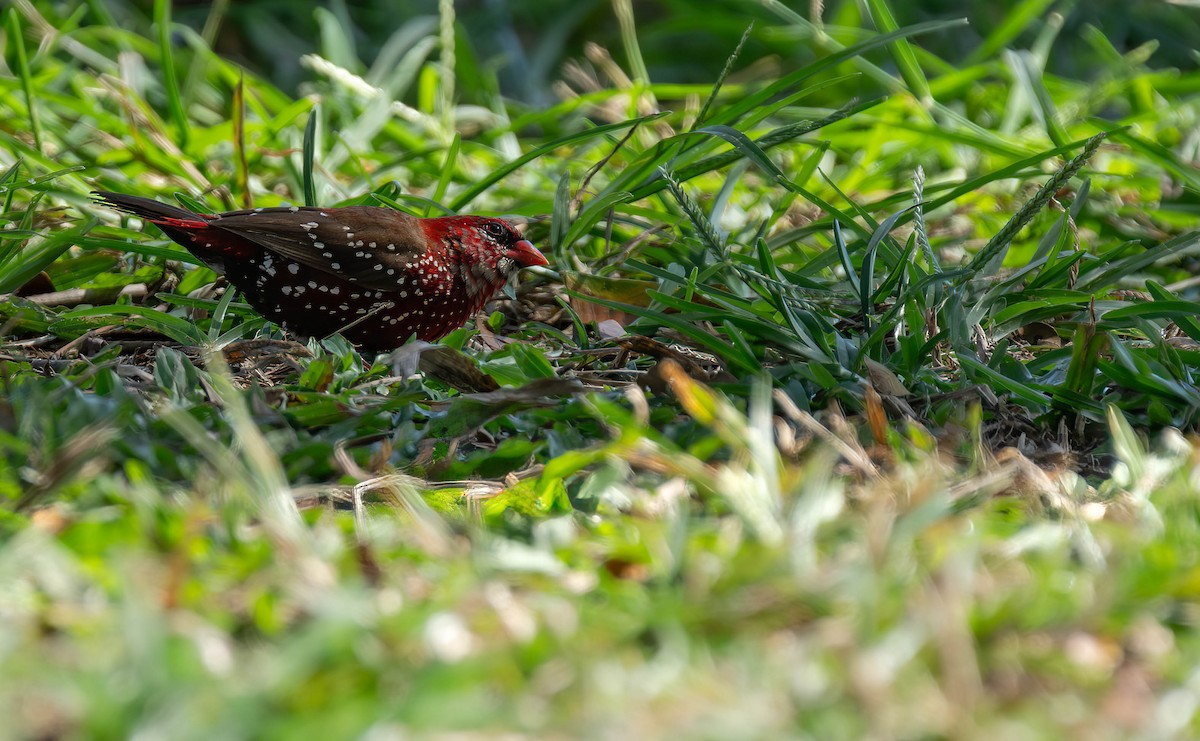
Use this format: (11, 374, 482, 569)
(2, 0, 1200, 736)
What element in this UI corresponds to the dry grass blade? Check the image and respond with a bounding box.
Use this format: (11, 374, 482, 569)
(12, 424, 118, 512)
(774, 389, 880, 478)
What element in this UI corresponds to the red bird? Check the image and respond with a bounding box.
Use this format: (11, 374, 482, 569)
(93, 191, 548, 351)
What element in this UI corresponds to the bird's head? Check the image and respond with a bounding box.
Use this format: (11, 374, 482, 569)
(424, 215, 548, 295)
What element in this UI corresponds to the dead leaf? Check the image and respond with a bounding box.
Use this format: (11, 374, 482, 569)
(864, 357, 910, 397)
(1016, 321, 1061, 347)
(221, 338, 312, 364)
(389, 342, 499, 393)
(563, 270, 655, 326)
(14, 272, 55, 297)
(864, 384, 888, 447)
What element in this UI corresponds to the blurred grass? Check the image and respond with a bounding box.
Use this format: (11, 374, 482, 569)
(2, 0, 1200, 737)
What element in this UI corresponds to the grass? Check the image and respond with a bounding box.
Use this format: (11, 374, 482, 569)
(2, 0, 1200, 737)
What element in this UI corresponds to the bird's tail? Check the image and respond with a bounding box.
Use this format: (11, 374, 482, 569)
(92, 191, 210, 226)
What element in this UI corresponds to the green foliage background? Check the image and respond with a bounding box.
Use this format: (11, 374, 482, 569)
(2, 0, 1200, 737)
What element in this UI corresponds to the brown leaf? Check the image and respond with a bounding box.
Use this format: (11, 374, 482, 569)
(863, 357, 910, 397)
(390, 342, 499, 393)
(562, 270, 655, 326)
(221, 339, 313, 364)
(618, 334, 730, 385)
(864, 384, 888, 447)
(14, 271, 55, 297)
(1016, 321, 1061, 347)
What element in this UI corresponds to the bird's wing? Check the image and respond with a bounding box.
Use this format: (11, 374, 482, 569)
(209, 206, 431, 291)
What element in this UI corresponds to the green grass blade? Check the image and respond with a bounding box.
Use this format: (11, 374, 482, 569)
(862, 0, 931, 104)
(688, 125, 792, 188)
(56, 305, 206, 346)
(450, 112, 670, 211)
(550, 170, 572, 259)
(154, 0, 189, 150)
(707, 19, 966, 128)
(5, 10, 41, 153)
(833, 220, 859, 292)
(430, 133, 461, 216)
(967, 132, 1106, 275)
(303, 106, 319, 207)
(233, 73, 250, 209)
(691, 23, 753, 131)
(1077, 230, 1200, 292)
(967, 0, 1058, 64)
(1008, 50, 1069, 147)
(206, 281, 238, 345)
(613, 0, 648, 85)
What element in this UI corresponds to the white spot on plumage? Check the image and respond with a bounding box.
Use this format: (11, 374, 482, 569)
(281, 286, 292, 296)
(289, 206, 299, 212)
(301, 221, 318, 230)
(287, 263, 299, 275)
(331, 262, 340, 269)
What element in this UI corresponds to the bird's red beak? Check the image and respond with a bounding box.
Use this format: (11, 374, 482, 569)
(509, 239, 549, 268)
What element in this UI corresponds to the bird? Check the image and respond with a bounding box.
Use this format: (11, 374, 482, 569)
(92, 191, 548, 351)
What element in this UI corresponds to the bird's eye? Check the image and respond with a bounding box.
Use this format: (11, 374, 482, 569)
(483, 221, 507, 239)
